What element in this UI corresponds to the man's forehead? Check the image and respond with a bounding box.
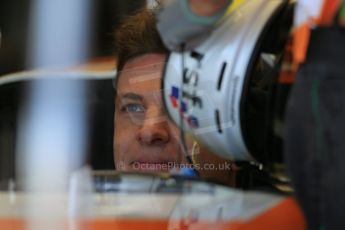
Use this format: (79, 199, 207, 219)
(117, 88, 163, 99)
(116, 72, 163, 99)
(127, 71, 161, 85)
(119, 62, 164, 78)
(117, 71, 161, 90)
(117, 62, 164, 89)
(115, 54, 167, 96)
(123, 60, 165, 71)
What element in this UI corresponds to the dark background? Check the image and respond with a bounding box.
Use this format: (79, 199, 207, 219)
(0, 0, 146, 75)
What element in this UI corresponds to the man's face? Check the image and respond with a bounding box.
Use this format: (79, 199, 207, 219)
(114, 53, 188, 172)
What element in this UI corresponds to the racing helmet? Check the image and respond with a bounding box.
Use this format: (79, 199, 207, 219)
(162, 0, 293, 164)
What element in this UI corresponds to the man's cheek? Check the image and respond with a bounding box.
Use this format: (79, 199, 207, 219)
(116, 138, 134, 163)
(115, 112, 143, 127)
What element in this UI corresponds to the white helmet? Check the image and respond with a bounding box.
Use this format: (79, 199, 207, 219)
(162, 0, 293, 162)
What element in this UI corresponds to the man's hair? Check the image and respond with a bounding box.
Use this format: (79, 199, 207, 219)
(114, 7, 168, 73)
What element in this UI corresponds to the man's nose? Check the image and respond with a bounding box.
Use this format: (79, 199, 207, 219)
(137, 108, 170, 146)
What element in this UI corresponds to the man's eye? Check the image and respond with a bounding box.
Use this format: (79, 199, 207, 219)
(121, 103, 145, 113)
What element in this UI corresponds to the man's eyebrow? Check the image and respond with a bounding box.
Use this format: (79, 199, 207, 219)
(119, 92, 143, 101)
